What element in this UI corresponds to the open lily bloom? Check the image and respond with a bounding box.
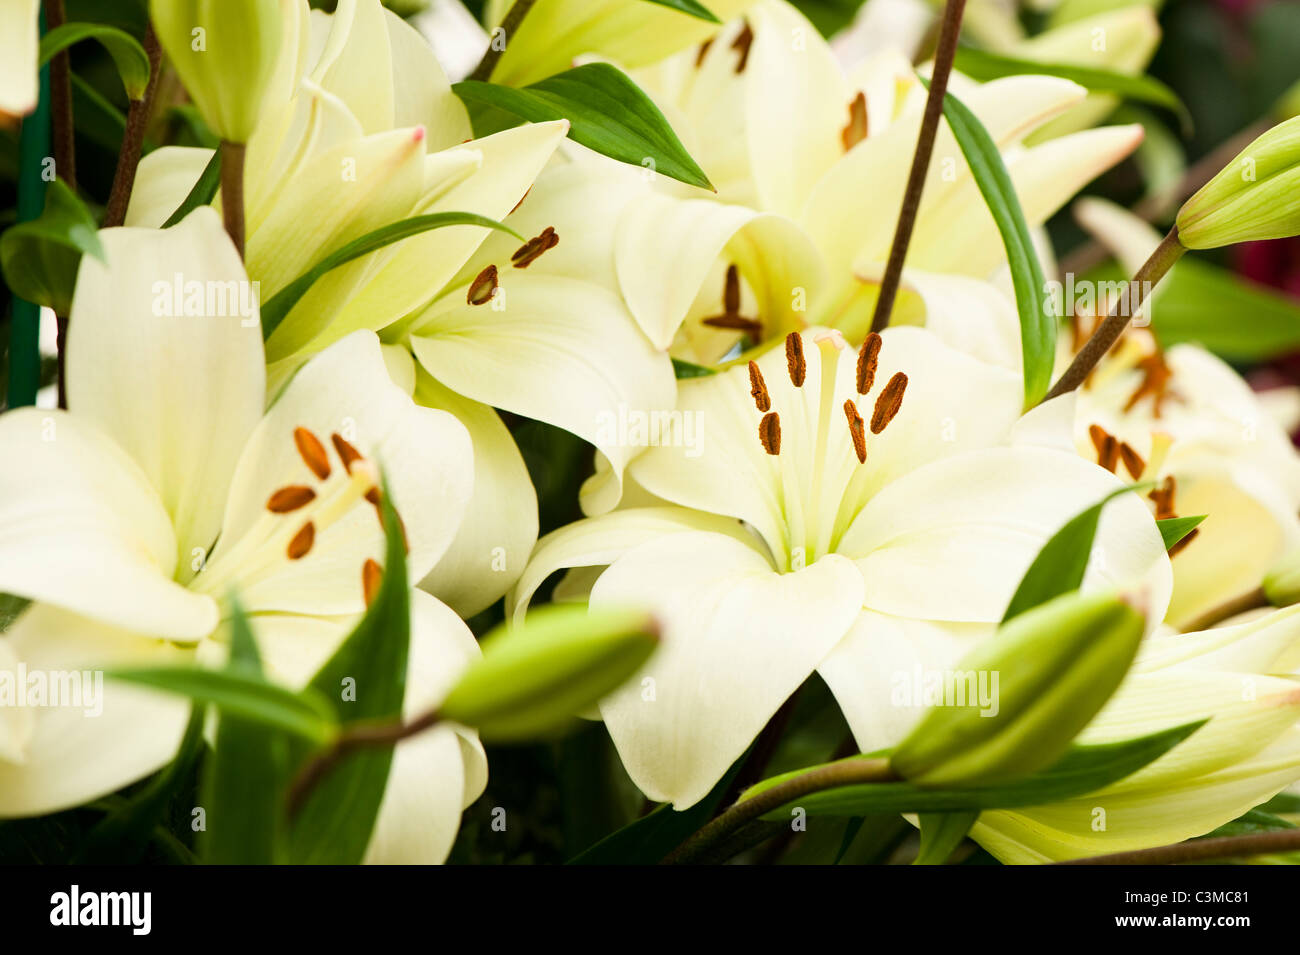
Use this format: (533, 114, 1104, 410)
(0, 209, 483, 863)
(972, 604, 1300, 862)
(511, 328, 1172, 808)
(1044, 199, 1300, 628)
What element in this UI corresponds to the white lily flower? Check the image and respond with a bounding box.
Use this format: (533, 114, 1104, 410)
(972, 604, 1300, 862)
(0, 0, 39, 125)
(511, 327, 1172, 808)
(0, 209, 483, 863)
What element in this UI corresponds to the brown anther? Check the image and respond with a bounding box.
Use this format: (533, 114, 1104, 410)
(331, 433, 363, 474)
(701, 315, 764, 336)
(748, 360, 771, 412)
(467, 264, 499, 306)
(695, 37, 714, 68)
(365, 486, 381, 507)
(266, 485, 316, 513)
(785, 332, 806, 387)
(287, 521, 315, 560)
(758, 412, 781, 455)
(723, 264, 741, 315)
(1124, 351, 1175, 417)
(844, 400, 867, 464)
(293, 427, 331, 480)
(731, 20, 754, 73)
(856, 332, 881, 395)
(1118, 442, 1146, 480)
(870, 372, 907, 434)
(1148, 475, 1178, 520)
(841, 91, 868, 151)
(362, 558, 383, 608)
(1087, 423, 1120, 473)
(510, 226, 559, 268)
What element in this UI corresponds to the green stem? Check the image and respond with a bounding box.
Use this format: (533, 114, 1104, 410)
(1043, 226, 1186, 401)
(869, 0, 968, 334)
(468, 0, 540, 82)
(1056, 828, 1300, 865)
(662, 757, 898, 865)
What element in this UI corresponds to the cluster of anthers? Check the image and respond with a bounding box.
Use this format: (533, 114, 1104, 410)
(1086, 422, 1198, 557)
(465, 226, 560, 307)
(746, 331, 908, 462)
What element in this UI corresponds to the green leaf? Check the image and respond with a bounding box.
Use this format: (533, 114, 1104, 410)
(286, 480, 411, 865)
(642, 0, 720, 21)
(914, 810, 978, 865)
(1258, 792, 1300, 815)
(671, 357, 718, 379)
(0, 179, 104, 315)
(746, 720, 1205, 818)
(453, 63, 713, 190)
(952, 48, 1192, 136)
(1157, 514, 1205, 550)
(202, 606, 291, 864)
(568, 758, 745, 864)
(0, 594, 30, 633)
(927, 80, 1055, 408)
(75, 706, 206, 864)
(1001, 485, 1147, 623)
(40, 22, 151, 100)
(1201, 808, 1296, 839)
(107, 666, 338, 743)
(162, 149, 221, 228)
(259, 212, 522, 339)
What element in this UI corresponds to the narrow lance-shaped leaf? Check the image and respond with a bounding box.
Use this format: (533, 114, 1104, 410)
(40, 22, 151, 101)
(259, 212, 523, 339)
(162, 149, 222, 228)
(1157, 514, 1205, 551)
(0, 178, 104, 316)
(453, 63, 714, 191)
(914, 810, 979, 865)
(925, 79, 1055, 409)
(641, 0, 721, 21)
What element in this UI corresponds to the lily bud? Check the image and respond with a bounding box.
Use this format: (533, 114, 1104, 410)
(439, 605, 659, 742)
(150, 0, 283, 143)
(1264, 547, 1300, 608)
(1176, 115, 1300, 248)
(891, 590, 1145, 787)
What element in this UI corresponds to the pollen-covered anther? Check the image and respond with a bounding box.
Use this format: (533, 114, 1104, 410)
(287, 521, 315, 560)
(731, 20, 754, 73)
(785, 332, 806, 387)
(362, 558, 383, 608)
(1148, 475, 1199, 556)
(293, 427, 331, 480)
(702, 265, 762, 337)
(1087, 423, 1120, 473)
(856, 332, 881, 395)
(1118, 442, 1145, 480)
(870, 372, 907, 434)
(511, 227, 559, 268)
(841, 91, 868, 151)
(467, 264, 499, 306)
(844, 400, 867, 463)
(266, 485, 316, 513)
(331, 433, 363, 474)
(748, 360, 771, 412)
(758, 411, 781, 455)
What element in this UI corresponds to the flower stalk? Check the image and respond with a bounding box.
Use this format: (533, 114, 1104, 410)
(219, 140, 246, 258)
(102, 26, 161, 229)
(468, 0, 540, 83)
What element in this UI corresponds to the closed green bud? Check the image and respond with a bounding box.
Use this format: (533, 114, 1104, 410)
(440, 605, 659, 742)
(891, 590, 1145, 787)
(1264, 548, 1300, 608)
(150, 0, 282, 143)
(1176, 116, 1300, 249)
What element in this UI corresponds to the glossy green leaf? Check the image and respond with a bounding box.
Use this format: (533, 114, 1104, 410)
(107, 665, 337, 743)
(642, 0, 720, 21)
(953, 48, 1192, 136)
(286, 480, 410, 865)
(259, 212, 521, 339)
(671, 357, 718, 379)
(929, 81, 1055, 408)
(0, 179, 104, 315)
(1001, 485, 1147, 623)
(162, 149, 221, 228)
(914, 810, 978, 865)
(746, 720, 1205, 818)
(1157, 514, 1206, 550)
(40, 22, 151, 100)
(453, 63, 713, 190)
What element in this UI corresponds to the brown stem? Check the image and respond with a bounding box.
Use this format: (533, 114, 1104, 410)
(1043, 226, 1185, 402)
(55, 314, 67, 409)
(219, 141, 246, 258)
(662, 757, 898, 865)
(102, 27, 162, 229)
(286, 708, 442, 817)
(1056, 828, 1300, 865)
(1180, 585, 1270, 633)
(468, 0, 540, 83)
(868, 0, 967, 334)
(44, 0, 75, 191)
